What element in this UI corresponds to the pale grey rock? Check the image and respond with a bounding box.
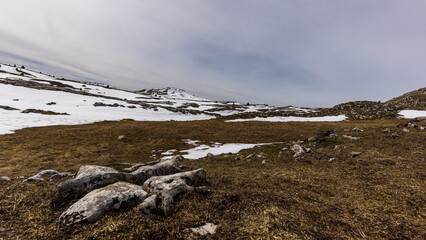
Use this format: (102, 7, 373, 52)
(291, 144, 305, 158)
(351, 152, 362, 158)
(191, 223, 218, 235)
(403, 128, 410, 133)
(50, 173, 73, 181)
(1, 176, 11, 181)
(342, 135, 361, 140)
(24, 169, 60, 182)
(328, 158, 335, 162)
(353, 127, 364, 132)
(51, 158, 181, 208)
(383, 128, 391, 133)
(137, 195, 158, 218)
(261, 160, 267, 164)
(281, 147, 288, 151)
(117, 135, 126, 140)
(308, 136, 319, 142)
(60, 182, 148, 225)
(143, 169, 207, 216)
(391, 133, 399, 138)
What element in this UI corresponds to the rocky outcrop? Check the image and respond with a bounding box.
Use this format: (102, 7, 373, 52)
(51, 158, 181, 209)
(60, 182, 148, 225)
(143, 169, 208, 216)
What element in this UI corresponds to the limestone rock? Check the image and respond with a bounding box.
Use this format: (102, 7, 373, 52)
(342, 135, 361, 140)
(24, 170, 60, 182)
(52, 158, 181, 209)
(60, 182, 148, 225)
(143, 169, 207, 216)
(351, 152, 362, 158)
(291, 144, 305, 158)
(137, 195, 159, 218)
(191, 223, 218, 235)
(1, 176, 11, 181)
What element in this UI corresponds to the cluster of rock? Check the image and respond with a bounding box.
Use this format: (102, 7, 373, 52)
(18, 156, 209, 226)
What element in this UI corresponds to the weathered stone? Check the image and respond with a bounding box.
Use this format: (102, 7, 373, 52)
(50, 173, 73, 181)
(60, 182, 148, 225)
(342, 135, 361, 140)
(117, 135, 126, 140)
(261, 160, 267, 164)
(137, 195, 159, 218)
(190, 223, 218, 235)
(403, 128, 410, 133)
(308, 136, 319, 142)
(352, 127, 364, 132)
(351, 152, 362, 158)
(391, 133, 399, 138)
(383, 128, 391, 133)
(291, 144, 305, 158)
(52, 158, 181, 209)
(24, 170, 60, 182)
(1, 176, 11, 181)
(143, 169, 207, 216)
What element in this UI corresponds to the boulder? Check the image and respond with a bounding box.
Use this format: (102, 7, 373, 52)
(60, 182, 148, 225)
(143, 169, 207, 216)
(137, 195, 159, 218)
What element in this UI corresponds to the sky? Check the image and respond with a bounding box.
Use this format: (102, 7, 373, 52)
(0, 0, 425, 107)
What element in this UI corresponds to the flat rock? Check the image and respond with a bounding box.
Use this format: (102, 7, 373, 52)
(24, 170, 60, 182)
(291, 144, 305, 158)
(342, 135, 361, 140)
(1, 176, 11, 181)
(191, 223, 218, 235)
(351, 152, 362, 158)
(60, 182, 148, 225)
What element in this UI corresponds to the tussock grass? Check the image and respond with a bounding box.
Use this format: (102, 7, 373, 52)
(0, 119, 425, 239)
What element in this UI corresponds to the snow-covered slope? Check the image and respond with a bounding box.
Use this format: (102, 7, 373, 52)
(1, 63, 320, 134)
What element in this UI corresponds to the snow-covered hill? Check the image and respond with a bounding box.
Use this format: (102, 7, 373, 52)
(0, 63, 318, 134)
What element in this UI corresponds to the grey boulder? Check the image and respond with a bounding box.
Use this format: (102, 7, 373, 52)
(60, 182, 148, 225)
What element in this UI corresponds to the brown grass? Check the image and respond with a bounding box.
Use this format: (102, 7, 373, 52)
(0, 119, 425, 239)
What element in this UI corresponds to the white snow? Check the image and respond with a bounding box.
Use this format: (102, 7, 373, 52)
(398, 110, 426, 119)
(0, 84, 213, 134)
(225, 115, 347, 122)
(178, 142, 278, 160)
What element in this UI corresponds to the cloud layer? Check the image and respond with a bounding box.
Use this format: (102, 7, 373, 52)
(1, 0, 425, 107)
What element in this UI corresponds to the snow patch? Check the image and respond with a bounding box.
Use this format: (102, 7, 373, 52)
(225, 115, 347, 122)
(398, 110, 426, 119)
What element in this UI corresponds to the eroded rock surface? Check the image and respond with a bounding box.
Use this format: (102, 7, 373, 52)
(143, 168, 207, 216)
(51, 158, 181, 209)
(60, 182, 148, 225)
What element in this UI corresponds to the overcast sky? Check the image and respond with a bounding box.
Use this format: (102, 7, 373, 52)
(0, 0, 425, 107)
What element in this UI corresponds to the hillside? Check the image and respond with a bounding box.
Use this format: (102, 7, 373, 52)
(1, 62, 425, 135)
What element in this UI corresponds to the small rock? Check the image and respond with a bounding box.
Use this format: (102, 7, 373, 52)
(352, 127, 364, 132)
(402, 128, 410, 133)
(334, 145, 340, 150)
(420, 126, 425, 131)
(246, 153, 255, 159)
(342, 135, 361, 140)
(382, 128, 390, 133)
(24, 169, 60, 182)
(391, 132, 399, 138)
(261, 160, 267, 164)
(235, 156, 241, 160)
(257, 153, 266, 158)
(308, 136, 319, 142)
(328, 158, 335, 162)
(329, 133, 338, 137)
(206, 153, 214, 158)
(351, 152, 362, 158)
(117, 135, 126, 140)
(323, 129, 336, 136)
(1, 176, 11, 181)
(281, 148, 288, 151)
(191, 223, 218, 236)
(291, 144, 305, 158)
(305, 148, 313, 153)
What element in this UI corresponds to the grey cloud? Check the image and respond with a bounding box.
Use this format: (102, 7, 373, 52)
(0, 0, 425, 107)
